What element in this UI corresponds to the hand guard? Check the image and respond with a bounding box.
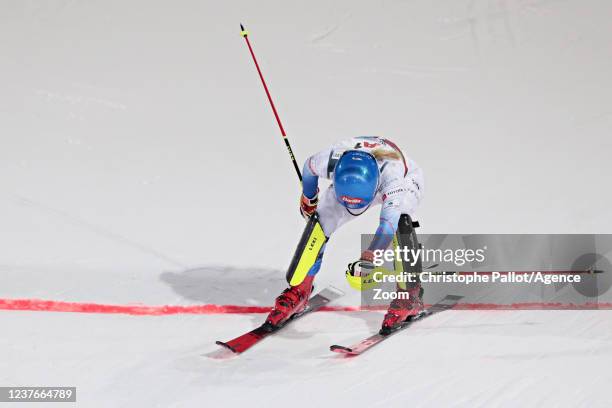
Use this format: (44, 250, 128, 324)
(299, 190, 319, 219)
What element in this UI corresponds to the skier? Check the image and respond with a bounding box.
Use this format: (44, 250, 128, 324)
(266, 136, 424, 333)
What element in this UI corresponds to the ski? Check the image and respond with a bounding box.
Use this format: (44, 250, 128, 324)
(330, 294, 463, 356)
(216, 286, 344, 354)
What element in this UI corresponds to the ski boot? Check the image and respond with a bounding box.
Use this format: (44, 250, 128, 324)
(380, 284, 424, 335)
(265, 275, 315, 329)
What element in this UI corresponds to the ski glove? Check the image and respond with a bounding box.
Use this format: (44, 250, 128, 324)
(346, 259, 375, 278)
(299, 189, 319, 219)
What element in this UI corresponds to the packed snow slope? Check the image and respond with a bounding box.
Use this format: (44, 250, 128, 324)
(1, 0, 612, 407)
(2, 308, 612, 407)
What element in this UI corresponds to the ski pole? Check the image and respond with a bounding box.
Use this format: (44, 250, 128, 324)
(240, 24, 302, 182)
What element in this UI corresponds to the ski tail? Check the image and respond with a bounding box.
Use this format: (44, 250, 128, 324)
(426, 294, 463, 313)
(305, 286, 344, 311)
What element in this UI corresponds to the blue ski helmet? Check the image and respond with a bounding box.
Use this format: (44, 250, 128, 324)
(333, 150, 380, 209)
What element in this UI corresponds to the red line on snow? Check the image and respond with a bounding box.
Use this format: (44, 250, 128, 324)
(0, 298, 270, 315)
(1, 298, 612, 316)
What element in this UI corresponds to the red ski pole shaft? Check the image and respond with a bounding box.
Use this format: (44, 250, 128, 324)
(240, 24, 302, 182)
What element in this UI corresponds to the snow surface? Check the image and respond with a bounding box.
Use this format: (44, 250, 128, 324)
(2, 0, 612, 407)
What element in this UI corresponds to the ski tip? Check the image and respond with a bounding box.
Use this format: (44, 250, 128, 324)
(215, 341, 238, 353)
(330, 344, 353, 353)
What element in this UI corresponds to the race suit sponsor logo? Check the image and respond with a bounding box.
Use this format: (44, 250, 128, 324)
(382, 187, 406, 201)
